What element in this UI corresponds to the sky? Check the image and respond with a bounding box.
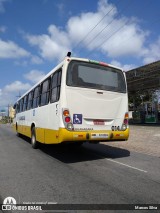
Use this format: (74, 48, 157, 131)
(0, 0, 160, 112)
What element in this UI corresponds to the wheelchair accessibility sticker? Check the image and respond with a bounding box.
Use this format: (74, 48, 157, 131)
(73, 114, 82, 124)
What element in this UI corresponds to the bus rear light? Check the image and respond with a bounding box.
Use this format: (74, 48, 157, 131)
(121, 112, 129, 131)
(99, 62, 108, 67)
(67, 123, 74, 130)
(63, 110, 70, 116)
(65, 117, 71, 123)
(125, 112, 129, 119)
(121, 124, 127, 131)
(62, 108, 74, 131)
(123, 119, 128, 125)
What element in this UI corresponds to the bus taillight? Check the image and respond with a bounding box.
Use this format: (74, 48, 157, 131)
(65, 117, 71, 123)
(121, 112, 129, 131)
(125, 112, 129, 119)
(63, 110, 70, 116)
(62, 108, 74, 131)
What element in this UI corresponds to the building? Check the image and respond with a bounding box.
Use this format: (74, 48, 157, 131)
(126, 60, 160, 123)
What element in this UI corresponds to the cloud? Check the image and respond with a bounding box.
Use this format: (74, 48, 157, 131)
(142, 37, 160, 64)
(100, 24, 148, 58)
(0, 39, 30, 59)
(4, 81, 31, 93)
(0, 81, 32, 107)
(111, 60, 136, 71)
(11, 0, 158, 68)
(66, 0, 118, 46)
(67, 0, 148, 58)
(24, 70, 46, 83)
(0, 89, 15, 106)
(68, 0, 147, 57)
(26, 25, 71, 61)
(31, 55, 43, 64)
(0, 71, 45, 107)
(25, 0, 158, 65)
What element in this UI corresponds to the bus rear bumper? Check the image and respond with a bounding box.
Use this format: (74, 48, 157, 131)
(12, 125, 129, 144)
(58, 128, 129, 143)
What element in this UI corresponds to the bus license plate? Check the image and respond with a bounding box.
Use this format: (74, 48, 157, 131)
(93, 120, 104, 125)
(91, 133, 109, 139)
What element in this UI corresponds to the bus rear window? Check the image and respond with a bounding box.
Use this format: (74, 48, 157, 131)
(66, 61, 126, 93)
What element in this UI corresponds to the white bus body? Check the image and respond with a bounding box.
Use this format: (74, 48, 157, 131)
(13, 55, 129, 148)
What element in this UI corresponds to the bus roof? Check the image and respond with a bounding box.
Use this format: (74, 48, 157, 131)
(68, 56, 123, 71)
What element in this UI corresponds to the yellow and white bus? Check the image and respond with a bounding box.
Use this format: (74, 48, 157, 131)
(13, 53, 129, 148)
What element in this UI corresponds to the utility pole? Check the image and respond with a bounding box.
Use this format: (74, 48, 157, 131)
(8, 104, 9, 123)
(16, 91, 21, 99)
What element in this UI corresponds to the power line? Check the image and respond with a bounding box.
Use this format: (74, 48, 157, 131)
(95, 19, 129, 51)
(72, 0, 120, 52)
(96, 16, 160, 59)
(60, 0, 120, 61)
(96, 2, 156, 51)
(86, 0, 153, 59)
(84, 0, 133, 53)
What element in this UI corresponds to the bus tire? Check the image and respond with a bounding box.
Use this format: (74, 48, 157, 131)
(16, 124, 20, 137)
(31, 127, 39, 149)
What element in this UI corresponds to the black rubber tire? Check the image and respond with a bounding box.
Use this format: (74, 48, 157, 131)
(16, 124, 20, 137)
(31, 127, 39, 149)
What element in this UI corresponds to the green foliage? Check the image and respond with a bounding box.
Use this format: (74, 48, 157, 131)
(128, 90, 157, 109)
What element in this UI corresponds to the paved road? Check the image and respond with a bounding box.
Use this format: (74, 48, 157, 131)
(101, 125, 160, 157)
(0, 124, 160, 212)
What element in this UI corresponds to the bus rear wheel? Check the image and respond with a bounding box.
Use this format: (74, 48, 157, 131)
(31, 127, 39, 149)
(16, 124, 21, 137)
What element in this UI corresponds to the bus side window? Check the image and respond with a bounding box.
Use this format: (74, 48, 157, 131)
(33, 86, 40, 108)
(50, 69, 62, 103)
(27, 91, 33, 110)
(19, 98, 24, 112)
(39, 78, 51, 106)
(15, 102, 20, 114)
(17, 103, 19, 113)
(23, 95, 28, 112)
